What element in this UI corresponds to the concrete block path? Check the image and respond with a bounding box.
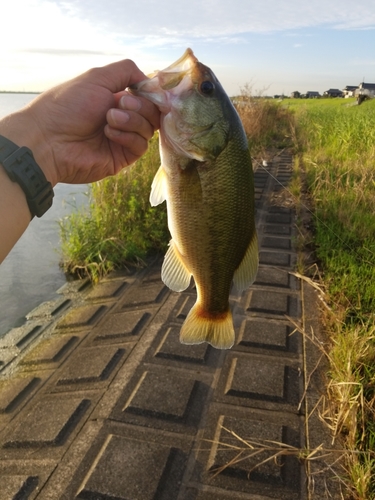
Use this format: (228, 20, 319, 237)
(0, 152, 342, 499)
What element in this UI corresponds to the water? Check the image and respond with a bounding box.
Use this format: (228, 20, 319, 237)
(0, 94, 88, 336)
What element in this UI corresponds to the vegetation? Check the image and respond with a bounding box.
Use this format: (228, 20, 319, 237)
(287, 97, 375, 499)
(235, 84, 295, 155)
(59, 134, 168, 281)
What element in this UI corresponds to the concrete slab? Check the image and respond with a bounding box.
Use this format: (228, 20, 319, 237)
(0, 152, 344, 499)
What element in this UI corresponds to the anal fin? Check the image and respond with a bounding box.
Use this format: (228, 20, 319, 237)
(161, 240, 191, 292)
(233, 231, 259, 292)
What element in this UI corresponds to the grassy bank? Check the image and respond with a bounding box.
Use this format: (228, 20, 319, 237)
(288, 97, 375, 498)
(59, 134, 168, 281)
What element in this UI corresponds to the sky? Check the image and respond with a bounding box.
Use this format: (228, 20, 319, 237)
(1, 0, 375, 97)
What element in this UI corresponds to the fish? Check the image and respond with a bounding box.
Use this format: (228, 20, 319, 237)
(129, 48, 258, 349)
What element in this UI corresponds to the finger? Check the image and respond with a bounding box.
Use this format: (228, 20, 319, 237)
(119, 94, 160, 131)
(87, 59, 148, 94)
(106, 108, 155, 141)
(104, 126, 149, 163)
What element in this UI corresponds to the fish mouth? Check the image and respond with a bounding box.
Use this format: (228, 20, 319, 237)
(156, 48, 198, 90)
(128, 48, 200, 109)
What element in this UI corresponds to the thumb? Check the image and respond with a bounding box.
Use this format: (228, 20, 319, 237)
(86, 59, 148, 94)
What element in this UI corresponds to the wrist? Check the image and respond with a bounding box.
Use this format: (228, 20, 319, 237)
(0, 106, 58, 187)
(0, 135, 54, 219)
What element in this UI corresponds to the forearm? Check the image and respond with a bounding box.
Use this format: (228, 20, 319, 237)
(0, 163, 31, 263)
(0, 106, 56, 186)
(0, 110, 55, 264)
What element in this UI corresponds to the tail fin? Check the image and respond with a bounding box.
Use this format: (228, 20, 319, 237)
(180, 304, 235, 349)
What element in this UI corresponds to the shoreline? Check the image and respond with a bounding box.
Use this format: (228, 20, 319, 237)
(0, 91, 41, 94)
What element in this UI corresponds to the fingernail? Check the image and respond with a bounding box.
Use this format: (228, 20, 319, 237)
(120, 95, 141, 111)
(108, 127, 122, 136)
(110, 108, 130, 126)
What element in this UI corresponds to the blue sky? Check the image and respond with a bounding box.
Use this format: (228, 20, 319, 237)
(1, 0, 375, 96)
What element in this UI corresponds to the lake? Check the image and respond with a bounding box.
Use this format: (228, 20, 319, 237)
(0, 93, 88, 337)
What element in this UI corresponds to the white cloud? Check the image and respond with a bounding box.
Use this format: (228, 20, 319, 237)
(55, 0, 375, 37)
(1, 0, 374, 92)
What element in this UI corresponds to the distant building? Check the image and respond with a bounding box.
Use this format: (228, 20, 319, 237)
(290, 91, 301, 98)
(306, 91, 321, 98)
(323, 88, 343, 98)
(355, 82, 375, 98)
(355, 82, 375, 104)
(342, 85, 357, 98)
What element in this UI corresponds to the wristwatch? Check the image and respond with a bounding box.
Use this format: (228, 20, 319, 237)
(0, 135, 54, 218)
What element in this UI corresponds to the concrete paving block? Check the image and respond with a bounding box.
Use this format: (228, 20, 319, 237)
(154, 325, 210, 364)
(86, 280, 128, 301)
(141, 263, 164, 284)
(264, 224, 292, 236)
(0, 377, 41, 414)
(0, 349, 18, 373)
(26, 298, 71, 320)
(0, 475, 39, 500)
(248, 290, 299, 317)
(124, 370, 199, 423)
(3, 397, 90, 448)
(56, 305, 107, 329)
(56, 347, 125, 385)
(0, 325, 44, 351)
(208, 416, 289, 484)
(75, 435, 186, 500)
(265, 213, 292, 224)
(259, 251, 291, 267)
(120, 282, 169, 309)
(172, 294, 196, 322)
(200, 412, 302, 499)
(261, 236, 291, 250)
(238, 318, 298, 353)
(21, 336, 78, 366)
(93, 310, 151, 341)
(254, 267, 292, 289)
(223, 356, 300, 406)
(186, 488, 274, 500)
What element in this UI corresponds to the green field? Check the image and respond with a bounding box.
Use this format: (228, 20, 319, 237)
(287, 97, 375, 499)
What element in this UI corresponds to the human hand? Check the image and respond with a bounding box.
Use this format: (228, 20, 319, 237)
(1, 60, 160, 186)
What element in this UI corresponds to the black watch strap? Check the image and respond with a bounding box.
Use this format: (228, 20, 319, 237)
(0, 135, 54, 219)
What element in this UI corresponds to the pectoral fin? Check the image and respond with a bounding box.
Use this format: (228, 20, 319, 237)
(150, 166, 167, 207)
(233, 231, 259, 292)
(162, 240, 192, 292)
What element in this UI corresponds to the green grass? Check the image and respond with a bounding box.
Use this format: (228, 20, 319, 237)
(289, 97, 375, 499)
(59, 134, 168, 281)
(290, 98, 375, 317)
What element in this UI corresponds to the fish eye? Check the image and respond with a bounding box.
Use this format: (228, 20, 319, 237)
(200, 80, 215, 95)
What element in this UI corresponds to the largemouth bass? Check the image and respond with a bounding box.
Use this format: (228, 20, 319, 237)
(130, 49, 258, 349)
